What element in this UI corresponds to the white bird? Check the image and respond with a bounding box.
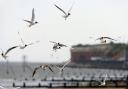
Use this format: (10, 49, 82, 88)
(0, 46, 18, 59)
(99, 73, 108, 86)
(96, 37, 116, 41)
(18, 32, 39, 49)
(96, 37, 116, 44)
(32, 64, 54, 77)
(54, 2, 74, 20)
(54, 60, 71, 75)
(49, 41, 67, 51)
(24, 8, 38, 27)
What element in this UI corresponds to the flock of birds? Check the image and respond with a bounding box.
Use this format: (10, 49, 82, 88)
(0, 4, 117, 59)
(1, 5, 73, 80)
(0, 2, 119, 88)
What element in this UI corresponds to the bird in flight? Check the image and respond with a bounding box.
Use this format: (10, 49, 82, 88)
(49, 41, 67, 51)
(0, 46, 18, 59)
(96, 37, 116, 44)
(54, 2, 74, 20)
(18, 32, 39, 49)
(32, 64, 54, 77)
(54, 59, 71, 75)
(24, 8, 38, 27)
(96, 37, 116, 41)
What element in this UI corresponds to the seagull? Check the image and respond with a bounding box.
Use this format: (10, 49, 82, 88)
(54, 60, 71, 75)
(54, 3, 74, 20)
(32, 64, 54, 77)
(89, 36, 106, 43)
(24, 8, 38, 27)
(18, 32, 39, 49)
(99, 73, 108, 86)
(49, 41, 67, 51)
(96, 37, 116, 41)
(19, 44, 32, 49)
(96, 37, 116, 44)
(0, 46, 18, 59)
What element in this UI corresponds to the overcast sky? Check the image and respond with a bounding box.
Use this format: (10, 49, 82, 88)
(1, 0, 128, 63)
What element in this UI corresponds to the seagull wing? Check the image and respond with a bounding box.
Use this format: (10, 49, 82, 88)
(48, 66, 54, 72)
(104, 37, 116, 41)
(104, 74, 107, 81)
(27, 41, 40, 46)
(49, 41, 57, 44)
(5, 46, 18, 55)
(31, 8, 35, 22)
(68, 1, 75, 13)
(60, 60, 71, 72)
(27, 43, 34, 46)
(18, 32, 25, 45)
(32, 66, 41, 77)
(52, 65, 60, 70)
(96, 37, 102, 40)
(59, 43, 68, 47)
(24, 20, 32, 24)
(54, 4, 67, 15)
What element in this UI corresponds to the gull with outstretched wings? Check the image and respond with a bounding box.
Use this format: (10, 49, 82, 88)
(49, 41, 67, 51)
(32, 64, 54, 77)
(0, 46, 18, 59)
(54, 60, 71, 75)
(18, 32, 39, 49)
(24, 8, 38, 27)
(96, 37, 116, 44)
(54, 2, 74, 20)
(18, 43, 35, 49)
(49, 41, 59, 50)
(96, 37, 116, 41)
(18, 32, 25, 46)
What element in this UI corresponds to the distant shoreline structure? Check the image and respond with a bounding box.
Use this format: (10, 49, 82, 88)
(69, 42, 128, 69)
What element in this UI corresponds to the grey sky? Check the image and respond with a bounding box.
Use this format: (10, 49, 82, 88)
(1, 0, 128, 62)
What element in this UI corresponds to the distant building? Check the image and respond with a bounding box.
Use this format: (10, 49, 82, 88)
(71, 43, 126, 63)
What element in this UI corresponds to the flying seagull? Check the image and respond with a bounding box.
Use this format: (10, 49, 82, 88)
(18, 32, 39, 49)
(24, 8, 38, 27)
(54, 2, 74, 20)
(96, 37, 116, 44)
(54, 60, 71, 75)
(49, 41, 67, 51)
(19, 43, 35, 49)
(0, 46, 18, 59)
(59, 60, 71, 73)
(32, 64, 54, 77)
(96, 37, 116, 41)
